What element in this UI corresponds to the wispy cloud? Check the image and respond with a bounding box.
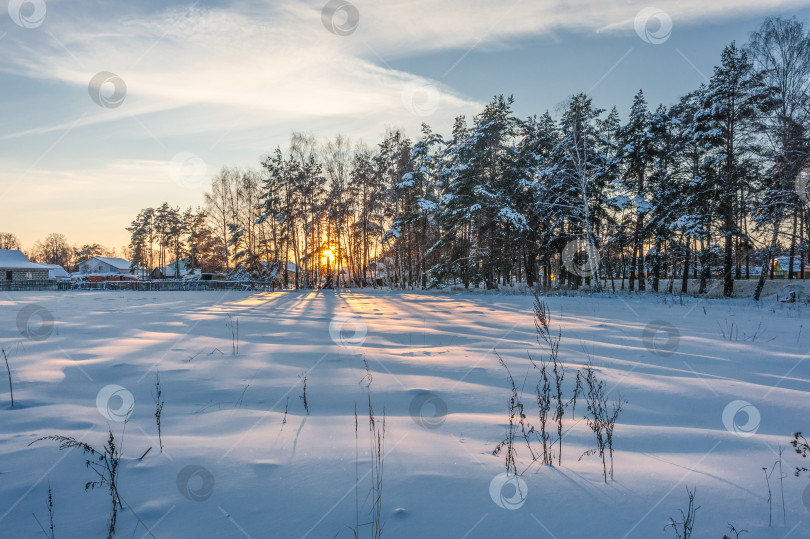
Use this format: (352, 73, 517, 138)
(1, 1, 478, 140)
(3, 0, 803, 139)
(1, 0, 806, 246)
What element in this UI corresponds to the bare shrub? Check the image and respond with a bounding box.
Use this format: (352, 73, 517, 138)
(532, 294, 566, 465)
(367, 395, 385, 539)
(3, 348, 13, 407)
(578, 361, 624, 482)
(225, 314, 239, 355)
(665, 487, 699, 539)
(30, 430, 123, 539)
(493, 354, 537, 475)
(299, 372, 309, 415)
(153, 371, 165, 452)
(724, 523, 747, 538)
(535, 358, 552, 465)
(32, 484, 55, 539)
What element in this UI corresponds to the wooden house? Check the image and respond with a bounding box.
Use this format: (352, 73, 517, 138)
(0, 249, 49, 282)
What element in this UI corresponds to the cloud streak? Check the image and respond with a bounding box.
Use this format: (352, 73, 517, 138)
(3, 0, 805, 139)
(1, 0, 807, 246)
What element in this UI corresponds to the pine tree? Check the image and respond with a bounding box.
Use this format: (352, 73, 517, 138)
(646, 104, 680, 292)
(618, 90, 653, 292)
(702, 42, 770, 296)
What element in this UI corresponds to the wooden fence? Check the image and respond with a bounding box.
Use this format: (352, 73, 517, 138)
(0, 280, 278, 292)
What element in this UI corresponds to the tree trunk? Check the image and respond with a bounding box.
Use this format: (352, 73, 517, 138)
(652, 237, 662, 292)
(699, 241, 709, 295)
(637, 235, 645, 291)
(788, 211, 797, 279)
(754, 221, 781, 301)
(629, 241, 637, 292)
(723, 221, 734, 296)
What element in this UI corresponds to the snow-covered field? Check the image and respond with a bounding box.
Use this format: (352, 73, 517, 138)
(1, 290, 809, 538)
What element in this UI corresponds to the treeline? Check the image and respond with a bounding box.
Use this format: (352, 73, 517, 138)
(0, 231, 126, 270)
(127, 17, 810, 299)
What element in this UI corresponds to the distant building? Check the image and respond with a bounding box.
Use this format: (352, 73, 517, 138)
(369, 261, 387, 280)
(163, 260, 193, 278)
(773, 257, 809, 279)
(260, 260, 298, 282)
(37, 263, 70, 280)
(79, 256, 134, 275)
(0, 249, 49, 282)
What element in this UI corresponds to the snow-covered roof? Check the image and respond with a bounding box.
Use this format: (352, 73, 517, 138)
(260, 261, 299, 271)
(38, 263, 65, 270)
(38, 263, 70, 278)
(0, 249, 48, 270)
(85, 256, 132, 270)
(162, 265, 194, 276)
(165, 260, 189, 271)
(369, 261, 387, 276)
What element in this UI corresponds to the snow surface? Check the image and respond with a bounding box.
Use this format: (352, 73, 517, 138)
(1, 290, 809, 538)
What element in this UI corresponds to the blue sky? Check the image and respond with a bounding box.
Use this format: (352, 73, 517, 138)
(2, 0, 809, 249)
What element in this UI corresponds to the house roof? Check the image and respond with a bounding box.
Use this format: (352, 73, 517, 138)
(86, 256, 132, 270)
(162, 267, 193, 276)
(260, 261, 299, 271)
(166, 260, 189, 271)
(38, 263, 70, 278)
(0, 249, 48, 270)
